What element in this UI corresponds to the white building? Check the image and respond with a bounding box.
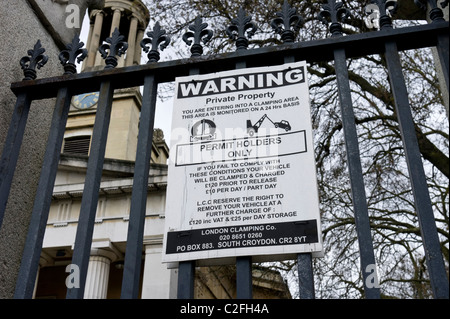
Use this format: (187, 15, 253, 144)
(34, 0, 175, 299)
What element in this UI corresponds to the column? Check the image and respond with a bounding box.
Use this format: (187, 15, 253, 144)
(110, 8, 122, 36)
(85, 10, 104, 69)
(134, 29, 145, 65)
(82, 240, 122, 299)
(141, 244, 177, 299)
(110, 8, 124, 67)
(82, 22, 95, 72)
(85, 21, 94, 57)
(83, 246, 120, 299)
(84, 255, 111, 299)
(125, 16, 139, 67)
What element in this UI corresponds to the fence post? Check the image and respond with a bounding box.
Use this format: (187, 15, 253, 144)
(227, 8, 257, 299)
(14, 87, 73, 299)
(65, 79, 115, 299)
(13, 36, 87, 298)
(175, 17, 215, 299)
(370, 0, 449, 298)
(384, 40, 449, 299)
(120, 74, 157, 299)
(178, 261, 195, 299)
(0, 40, 48, 229)
(121, 22, 170, 298)
(66, 29, 127, 299)
(0, 93, 31, 229)
(317, 0, 381, 298)
(334, 47, 381, 299)
(274, 1, 316, 299)
(297, 253, 315, 299)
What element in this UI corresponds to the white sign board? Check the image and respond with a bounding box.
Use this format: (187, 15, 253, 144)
(162, 61, 322, 264)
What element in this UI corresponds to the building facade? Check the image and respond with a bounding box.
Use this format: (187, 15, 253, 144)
(33, 0, 176, 299)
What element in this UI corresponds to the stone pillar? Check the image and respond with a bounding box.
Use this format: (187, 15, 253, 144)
(85, 10, 104, 69)
(82, 22, 95, 72)
(141, 244, 177, 299)
(125, 16, 139, 67)
(83, 246, 120, 299)
(84, 255, 111, 299)
(110, 8, 122, 35)
(134, 28, 145, 65)
(110, 8, 124, 67)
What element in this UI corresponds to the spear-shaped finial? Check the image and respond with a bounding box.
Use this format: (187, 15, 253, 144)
(20, 40, 48, 80)
(317, 0, 351, 37)
(414, 0, 446, 22)
(182, 16, 213, 57)
(226, 7, 257, 51)
(99, 28, 128, 69)
(140, 22, 171, 63)
(58, 34, 88, 74)
(271, 0, 304, 43)
(365, 0, 398, 30)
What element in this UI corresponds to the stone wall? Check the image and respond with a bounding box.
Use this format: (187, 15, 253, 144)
(0, 0, 72, 299)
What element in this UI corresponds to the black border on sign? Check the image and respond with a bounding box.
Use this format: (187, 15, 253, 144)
(165, 220, 318, 255)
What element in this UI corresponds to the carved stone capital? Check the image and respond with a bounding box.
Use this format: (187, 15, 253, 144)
(89, 239, 123, 262)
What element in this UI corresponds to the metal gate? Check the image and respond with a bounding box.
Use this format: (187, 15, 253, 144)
(0, 0, 448, 299)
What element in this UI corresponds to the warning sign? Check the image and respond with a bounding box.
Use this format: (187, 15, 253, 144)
(162, 61, 323, 264)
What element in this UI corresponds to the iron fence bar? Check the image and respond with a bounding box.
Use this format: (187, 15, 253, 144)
(0, 93, 31, 229)
(283, 50, 316, 299)
(297, 253, 315, 299)
(384, 40, 449, 299)
(1, 40, 49, 228)
(333, 47, 381, 299)
(120, 74, 158, 299)
(234, 58, 253, 299)
(66, 80, 115, 299)
(178, 261, 196, 299)
(176, 16, 215, 298)
(14, 86, 72, 298)
(176, 66, 200, 300)
(236, 256, 253, 299)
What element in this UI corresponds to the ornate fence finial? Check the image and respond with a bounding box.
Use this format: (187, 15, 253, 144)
(19, 40, 48, 81)
(365, 0, 398, 30)
(140, 22, 171, 63)
(318, 0, 351, 37)
(271, 0, 304, 43)
(99, 28, 128, 69)
(182, 16, 213, 57)
(414, 0, 446, 22)
(58, 34, 88, 75)
(226, 7, 257, 51)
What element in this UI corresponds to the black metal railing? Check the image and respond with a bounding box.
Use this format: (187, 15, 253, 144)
(0, 0, 448, 299)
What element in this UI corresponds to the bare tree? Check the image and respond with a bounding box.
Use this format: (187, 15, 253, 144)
(144, 0, 449, 298)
